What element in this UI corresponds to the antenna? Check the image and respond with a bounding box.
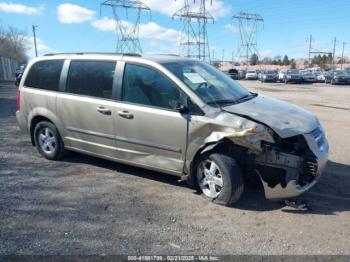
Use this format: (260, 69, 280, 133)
(173, 0, 214, 62)
(100, 0, 151, 54)
(232, 12, 264, 68)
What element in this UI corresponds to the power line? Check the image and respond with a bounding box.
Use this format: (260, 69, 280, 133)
(100, 0, 151, 54)
(232, 12, 264, 68)
(173, 0, 214, 62)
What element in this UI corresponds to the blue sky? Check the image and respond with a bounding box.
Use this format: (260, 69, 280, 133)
(1, 0, 349, 60)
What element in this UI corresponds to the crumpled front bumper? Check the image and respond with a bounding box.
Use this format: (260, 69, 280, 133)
(258, 129, 329, 200)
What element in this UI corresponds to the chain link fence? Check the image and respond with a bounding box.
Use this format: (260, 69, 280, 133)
(0, 56, 19, 81)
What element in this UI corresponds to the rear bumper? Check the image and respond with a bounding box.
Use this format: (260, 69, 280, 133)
(16, 110, 28, 134)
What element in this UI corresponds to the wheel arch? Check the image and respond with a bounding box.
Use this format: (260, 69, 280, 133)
(28, 108, 64, 146)
(30, 115, 54, 146)
(186, 138, 248, 187)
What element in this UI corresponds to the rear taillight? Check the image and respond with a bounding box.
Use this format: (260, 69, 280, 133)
(17, 90, 21, 111)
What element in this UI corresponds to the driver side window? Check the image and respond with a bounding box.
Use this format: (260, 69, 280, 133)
(122, 63, 181, 110)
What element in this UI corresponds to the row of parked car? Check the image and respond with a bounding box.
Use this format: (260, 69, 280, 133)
(226, 68, 350, 85)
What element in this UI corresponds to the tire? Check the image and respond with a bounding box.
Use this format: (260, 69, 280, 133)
(195, 153, 244, 206)
(34, 121, 66, 160)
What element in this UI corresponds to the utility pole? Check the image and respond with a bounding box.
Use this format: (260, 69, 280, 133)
(222, 49, 225, 68)
(32, 24, 38, 57)
(100, 0, 151, 54)
(341, 42, 346, 70)
(232, 50, 234, 66)
(307, 34, 313, 67)
(173, 0, 214, 62)
(332, 37, 337, 71)
(232, 12, 264, 69)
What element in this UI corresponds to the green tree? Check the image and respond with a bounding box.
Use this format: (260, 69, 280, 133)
(282, 55, 290, 65)
(250, 53, 259, 65)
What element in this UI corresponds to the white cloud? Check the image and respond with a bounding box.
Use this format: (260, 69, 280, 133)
(143, 0, 230, 19)
(139, 22, 180, 40)
(225, 24, 239, 33)
(91, 18, 180, 41)
(91, 17, 115, 32)
(57, 3, 95, 24)
(24, 36, 55, 58)
(0, 2, 44, 15)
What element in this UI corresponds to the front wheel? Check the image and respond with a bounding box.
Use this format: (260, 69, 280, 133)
(195, 153, 244, 206)
(34, 121, 66, 160)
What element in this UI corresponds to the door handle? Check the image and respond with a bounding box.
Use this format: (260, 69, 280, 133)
(118, 110, 134, 119)
(97, 106, 112, 115)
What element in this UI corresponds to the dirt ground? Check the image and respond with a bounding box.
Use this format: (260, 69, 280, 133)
(0, 81, 350, 255)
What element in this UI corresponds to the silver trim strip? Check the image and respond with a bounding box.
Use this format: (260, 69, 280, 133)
(67, 127, 115, 140)
(66, 126, 182, 153)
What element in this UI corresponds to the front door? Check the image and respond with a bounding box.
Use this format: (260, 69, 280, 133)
(114, 63, 188, 174)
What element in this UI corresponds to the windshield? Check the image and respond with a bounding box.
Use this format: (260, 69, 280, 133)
(287, 69, 299, 74)
(335, 71, 347, 76)
(163, 61, 251, 105)
(266, 71, 276, 74)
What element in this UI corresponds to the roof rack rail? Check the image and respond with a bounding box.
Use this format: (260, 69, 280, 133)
(44, 52, 142, 57)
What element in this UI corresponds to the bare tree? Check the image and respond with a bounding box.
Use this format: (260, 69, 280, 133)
(0, 25, 28, 63)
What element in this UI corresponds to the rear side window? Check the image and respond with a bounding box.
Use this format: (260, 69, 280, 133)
(24, 60, 64, 91)
(66, 61, 116, 99)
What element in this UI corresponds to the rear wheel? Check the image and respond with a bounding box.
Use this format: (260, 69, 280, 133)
(34, 121, 66, 160)
(195, 153, 244, 206)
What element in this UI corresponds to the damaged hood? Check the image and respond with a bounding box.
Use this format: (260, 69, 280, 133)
(223, 95, 318, 138)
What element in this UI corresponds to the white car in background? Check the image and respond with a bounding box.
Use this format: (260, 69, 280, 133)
(278, 71, 286, 82)
(245, 70, 258, 80)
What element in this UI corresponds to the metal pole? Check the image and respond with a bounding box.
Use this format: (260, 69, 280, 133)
(308, 34, 312, 67)
(341, 42, 346, 70)
(232, 51, 234, 66)
(32, 24, 38, 57)
(332, 37, 337, 71)
(222, 49, 225, 68)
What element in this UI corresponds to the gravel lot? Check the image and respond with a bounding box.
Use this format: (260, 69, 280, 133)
(1, 81, 350, 255)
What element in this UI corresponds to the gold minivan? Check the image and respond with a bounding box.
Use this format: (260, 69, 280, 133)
(16, 53, 329, 206)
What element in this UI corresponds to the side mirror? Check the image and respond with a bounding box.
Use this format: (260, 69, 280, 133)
(175, 103, 188, 114)
(170, 100, 188, 113)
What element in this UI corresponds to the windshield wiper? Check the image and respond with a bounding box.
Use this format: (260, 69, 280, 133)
(235, 92, 258, 102)
(207, 99, 238, 105)
(208, 93, 257, 106)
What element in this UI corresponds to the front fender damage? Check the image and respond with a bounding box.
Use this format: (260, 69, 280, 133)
(187, 112, 319, 200)
(203, 125, 274, 153)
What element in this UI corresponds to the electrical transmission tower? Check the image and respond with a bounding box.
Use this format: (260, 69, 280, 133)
(232, 12, 264, 67)
(173, 0, 214, 62)
(100, 0, 151, 54)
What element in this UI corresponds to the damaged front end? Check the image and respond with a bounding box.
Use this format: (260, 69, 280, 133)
(187, 104, 328, 200)
(248, 126, 329, 199)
